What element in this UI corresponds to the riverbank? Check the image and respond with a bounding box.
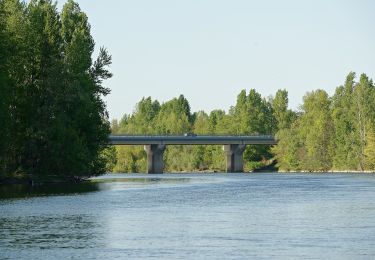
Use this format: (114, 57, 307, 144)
(277, 170, 375, 174)
(2, 170, 374, 186)
(0, 175, 88, 186)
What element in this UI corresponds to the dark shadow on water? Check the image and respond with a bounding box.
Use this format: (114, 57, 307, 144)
(0, 181, 102, 200)
(0, 176, 195, 199)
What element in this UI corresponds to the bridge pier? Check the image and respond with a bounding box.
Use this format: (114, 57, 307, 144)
(144, 144, 166, 174)
(223, 144, 246, 172)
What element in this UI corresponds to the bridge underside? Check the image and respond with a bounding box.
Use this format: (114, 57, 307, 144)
(109, 135, 276, 174)
(143, 144, 246, 174)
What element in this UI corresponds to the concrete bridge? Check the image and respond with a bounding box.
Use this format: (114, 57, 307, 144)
(109, 135, 277, 173)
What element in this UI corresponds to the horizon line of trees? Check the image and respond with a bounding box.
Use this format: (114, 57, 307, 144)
(111, 72, 375, 173)
(1, 2, 374, 176)
(0, 0, 112, 179)
(274, 72, 375, 172)
(110, 89, 280, 172)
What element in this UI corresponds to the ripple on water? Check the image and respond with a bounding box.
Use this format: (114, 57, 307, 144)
(1, 173, 375, 259)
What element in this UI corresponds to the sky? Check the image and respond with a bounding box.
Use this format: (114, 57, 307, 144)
(56, 0, 375, 120)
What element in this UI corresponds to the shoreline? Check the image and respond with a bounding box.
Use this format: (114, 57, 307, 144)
(2, 170, 374, 186)
(0, 176, 88, 186)
(110, 170, 375, 174)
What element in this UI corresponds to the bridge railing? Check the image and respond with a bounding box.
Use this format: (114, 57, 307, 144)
(108, 134, 277, 145)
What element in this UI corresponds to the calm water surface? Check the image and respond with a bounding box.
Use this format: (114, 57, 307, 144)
(1, 173, 375, 259)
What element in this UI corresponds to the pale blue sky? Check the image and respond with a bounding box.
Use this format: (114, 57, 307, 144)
(57, 0, 375, 120)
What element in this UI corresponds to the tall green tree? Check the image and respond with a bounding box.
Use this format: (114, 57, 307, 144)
(122, 97, 160, 134)
(0, 0, 112, 179)
(0, 0, 10, 176)
(272, 126, 301, 171)
(364, 124, 375, 170)
(298, 90, 334, 171)
(192, 111, 210, 169)
(155, 95, 191, 134)
(331, 72, 375, 170)
(331, 72, 358, 170)
(60, 0, 112, 176)
(272, 89, 295, 131)
(1, 0, 29, 176)
(271, 90, 299, 170)
(208, 110, 225, 134)
(232, 89, 274, 164)
(21, 0, 67, 175)
(352, 74, 374, 170)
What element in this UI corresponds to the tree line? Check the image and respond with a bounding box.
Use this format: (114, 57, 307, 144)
(1, 1, 373, 177)
(110, 89, 289, 172)
(274, 72, 375, 172)
(0, 0, 112, 180)
(111, 72, 375, 173)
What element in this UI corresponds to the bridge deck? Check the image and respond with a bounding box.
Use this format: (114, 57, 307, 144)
(109, 135, 277, 145)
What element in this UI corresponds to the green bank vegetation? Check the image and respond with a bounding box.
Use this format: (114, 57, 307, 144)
(111, 72, 375, 173)
(274, 72, 375, 172)
(1, 1, 374, 179)
(0, 0, 112, 181)
(110, 90, 278, 172)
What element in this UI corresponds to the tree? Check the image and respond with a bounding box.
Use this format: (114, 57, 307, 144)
(59, 0, 112, 176)
(364, 124, 375, 171)
(123, 97, 160, 134)
(193, 111, 209, 134)
(0, 0, 112, 180)
(231, 89, 275, 163)
(272, 127, 301, 171)
(352, 74, 374, 170)
(0, 0, 10, 176)
(298, 90, 334, 171)
(192, 111, 210, 169)
(272, 89, 295, 131)
(111, 73, 375, 173)
(208, 110, 225, 134)
(155, 95, 191, 134)
(331, 72, 358, 170)
(111, 119, 119, 134)
(22, 0, 67, 175)
(331, 72, 375, 171)
(1, 0, 29, 176)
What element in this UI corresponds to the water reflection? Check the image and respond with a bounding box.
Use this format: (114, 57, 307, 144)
(91, 176, 192, 184)
(0, 182, 102, 199)
(0, 176, 195, 199)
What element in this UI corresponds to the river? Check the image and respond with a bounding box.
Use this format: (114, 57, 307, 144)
(1, 173, 375, 259)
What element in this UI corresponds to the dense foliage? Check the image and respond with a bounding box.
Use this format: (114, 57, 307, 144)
(111, 91, 282, 172)
(273, 72, 375, 172)
(1, 1, 373, 175)
(0, 0, 112, 180)
(111, 72, 374, 173)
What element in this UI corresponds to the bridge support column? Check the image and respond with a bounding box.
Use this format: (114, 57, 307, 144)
(144, 144, 166, 174)
(223, 144, 246, 172)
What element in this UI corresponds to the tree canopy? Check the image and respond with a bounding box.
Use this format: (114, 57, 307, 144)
(1, 1, 374, 175)
(111, 72, 375, 173)
(0, 0, 112, 180)
(273, 72, 375, 172)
